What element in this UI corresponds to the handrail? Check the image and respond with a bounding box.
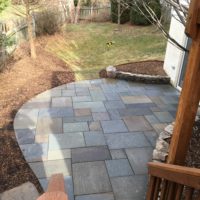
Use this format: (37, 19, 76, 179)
(148, 162, 200, 189)
(37, 174, 69, 200)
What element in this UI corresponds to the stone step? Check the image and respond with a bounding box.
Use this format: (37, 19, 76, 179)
(0, 182, 39, 200)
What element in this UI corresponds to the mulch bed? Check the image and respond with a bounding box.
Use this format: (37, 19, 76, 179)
(0, 37, 75, 193)
(99, 60, 167, 78)
(186, 119, 200, 168)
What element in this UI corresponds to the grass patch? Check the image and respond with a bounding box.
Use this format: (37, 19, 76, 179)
(0, 5, 25, 20)
(46, 22, 167, 80)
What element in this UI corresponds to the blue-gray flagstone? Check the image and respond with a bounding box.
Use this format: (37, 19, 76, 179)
(13, 79, 179, 199)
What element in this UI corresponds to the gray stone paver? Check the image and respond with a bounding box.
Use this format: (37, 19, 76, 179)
(111, 175, 147, 200)
(63, 122, 89, 133)
(29, 159, 71, 178)
(104, 100, 126, 110)
(88, 121, 102, 131)
(71, 146, 111, 163)
(105, 159, 134, 177)
(92, 112, 110, 121)
(39, 176, 74, 200)
(123, 116, 153, 132)
(49, 132, 85, 150)
(0, 182, 39, 200)
(144, 115, 160, 124)
(154, 111, 174, 123)
(14, 79, 179, 199)
(48, 149, 71, 160)
(84, 132, 106, 146)
(144, 131, 159, 147)
(125, 147, 153, 174)
(110, 149, 127, 159)
(20, 143, 48, 162)
(105, 132, 151, 149)
(36, 117, 62, 135)
(15, 129, 35, 145)
(39, 107, 74, 118)
(121, 95, 152, 104)
(75, 193, 115, 200)
(75, 108, 91, 117)
(73, 161, 112, 195)
(73, 96, 92, 102)
(101, 120, 128, 133)
(52, 97, 72, 107)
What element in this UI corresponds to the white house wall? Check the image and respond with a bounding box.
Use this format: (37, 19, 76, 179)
(164, 16, 187, 87)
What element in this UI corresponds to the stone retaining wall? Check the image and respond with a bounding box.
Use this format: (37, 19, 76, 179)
(152, 123, 174, 162)
(106, 66, 170, 84)
(153, 117, 200, 163)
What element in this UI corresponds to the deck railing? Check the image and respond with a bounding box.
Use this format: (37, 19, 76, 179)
(146, 162, 200, 200)
(37, 174, 69, 200)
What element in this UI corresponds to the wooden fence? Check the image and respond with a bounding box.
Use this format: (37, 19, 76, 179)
(79, 6, 111, 21)
(0, 18, 32, 71)
(0, 4, 111, 70)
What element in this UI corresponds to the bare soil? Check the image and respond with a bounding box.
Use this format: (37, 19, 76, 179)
(0, 36, 75, 193)
(99, 60, 167, 78)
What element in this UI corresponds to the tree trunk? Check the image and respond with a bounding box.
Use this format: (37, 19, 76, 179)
(61, 0, 68, 22)
(69, 0, 75, 23)
(75, 0, 81, 24)
(25, 1, 36, 59)
(117, 0, 121, 26)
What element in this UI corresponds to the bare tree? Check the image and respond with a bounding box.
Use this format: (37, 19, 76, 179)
(23, 0, 36, 59)
(13, 0, 43, 58)
(69, 0, 75, 23)
(68, 0, 82, 24)
(60, 0, 69, 22)
(119, 0, 189, 51)
(111, 0, 130, 28)
(74, 0, 82, 24)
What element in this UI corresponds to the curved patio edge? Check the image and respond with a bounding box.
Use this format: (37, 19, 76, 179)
(14, 78, 179, 200)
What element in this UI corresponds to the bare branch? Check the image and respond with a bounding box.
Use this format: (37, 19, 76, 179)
(119, 0, 189, 51)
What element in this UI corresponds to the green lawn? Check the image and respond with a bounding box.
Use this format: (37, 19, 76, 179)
(0, 5, 25, 20)
(47, 22, 167, 80)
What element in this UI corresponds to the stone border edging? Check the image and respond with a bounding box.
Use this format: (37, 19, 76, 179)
(106, 66, 170, 84)
(152, 123, 174, 162)
(153, 116, 199, 163)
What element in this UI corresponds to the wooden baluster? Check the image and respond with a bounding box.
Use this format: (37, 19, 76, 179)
(37, 174, 68, 200)
(166, 182, 176, 200)
(160, 180, 168, 200)
(185, 187, 194, 200)
(146, 176, 157, 200)
(196, 190, 200, 200)
(47, 174, 65, 193)
(175, 184, 184, 200)
(153, 178, 161, 200)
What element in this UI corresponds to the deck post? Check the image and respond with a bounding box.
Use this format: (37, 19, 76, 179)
(167, 0, 200, 165)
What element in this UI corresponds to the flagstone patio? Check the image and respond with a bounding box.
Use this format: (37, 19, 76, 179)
(14, 79, 179, 200)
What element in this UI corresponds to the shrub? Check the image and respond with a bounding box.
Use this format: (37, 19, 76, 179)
(130, 0, 161, 26)
(111, 0, 130, 24)
(0, 0, 10, 13)
(34, 9, 61, 36)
